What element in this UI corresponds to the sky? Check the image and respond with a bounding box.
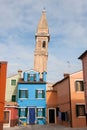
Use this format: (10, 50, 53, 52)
(0, 0, 87, 83)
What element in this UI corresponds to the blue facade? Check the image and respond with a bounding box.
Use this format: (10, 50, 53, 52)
(17, 70, 46, 125)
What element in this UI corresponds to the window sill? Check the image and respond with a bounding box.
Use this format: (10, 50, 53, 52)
(36, 98, 45, 99)
(19, 117, 27, 119)
(37, 116, 45, 119)
(77, 116, 86, 118)
(76, 91, 84, 93)
(19, 98, 28, 100)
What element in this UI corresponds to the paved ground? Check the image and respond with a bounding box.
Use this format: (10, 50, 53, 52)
(3, 125, 87, 130)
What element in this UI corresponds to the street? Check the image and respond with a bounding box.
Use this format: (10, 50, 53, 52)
(3, 125, 87, 130)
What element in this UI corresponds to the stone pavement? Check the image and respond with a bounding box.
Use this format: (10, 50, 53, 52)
(3, 125, 87, 130)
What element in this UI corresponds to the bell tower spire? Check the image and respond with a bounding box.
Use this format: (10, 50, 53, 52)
(34, 10, 50, 78)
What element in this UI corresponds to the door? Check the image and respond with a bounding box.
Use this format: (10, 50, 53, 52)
(49, 109, 55, 123)
(29, 108, 35, 124)
(3, 111, 10, 127)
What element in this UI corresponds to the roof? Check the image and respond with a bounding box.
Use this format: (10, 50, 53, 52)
(18, 78, 46, 84)
(78, 50, 87, 59)
(37, 9, 49, 32)
(7, 73, 19, 78)
(52, 75, 69, 87)
(0, 61, 7, 64)
(52, 70, 83, 87)
(35, 9, 50, 41)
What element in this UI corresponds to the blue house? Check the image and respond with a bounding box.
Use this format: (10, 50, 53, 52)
(17, 70, 47, 125)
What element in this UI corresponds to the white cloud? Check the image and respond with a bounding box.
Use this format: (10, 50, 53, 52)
(0, 0, 87, 82)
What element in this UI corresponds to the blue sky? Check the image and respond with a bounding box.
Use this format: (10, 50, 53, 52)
(0, 0, 87, 83)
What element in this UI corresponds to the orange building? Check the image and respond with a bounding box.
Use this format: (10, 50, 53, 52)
(46, 90, 57, 124)
(0, 62, 7, 130)
(53, 71, 86, 128)
(79, 50, 87, 112)
(79, 50, 87, 124)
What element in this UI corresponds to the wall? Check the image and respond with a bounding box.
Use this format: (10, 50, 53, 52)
(70, 71, 86, 128)
(18, 83, 46, 107)
(18, 83, 46, 124)
(4, 107, 18, 127)
(46, 90, 57, 107)
(54, 77, 71, 127)
(5, 73, 21, 102)
(46, 90, 57, 124)
(0, 62, 7, 130)
(82, 55, 87, 113)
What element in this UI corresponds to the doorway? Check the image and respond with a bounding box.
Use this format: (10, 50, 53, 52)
(28, 107, 35, 124)
(48, 108, 56, 124)
(3, 110, 10, 127)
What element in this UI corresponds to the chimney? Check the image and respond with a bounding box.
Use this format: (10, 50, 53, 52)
(18, 69, 22, 77)
(64, 73, 69, 78)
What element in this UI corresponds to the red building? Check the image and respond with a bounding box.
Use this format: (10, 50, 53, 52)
(4, 102, 18, 127)
(0, 62, 7, 130)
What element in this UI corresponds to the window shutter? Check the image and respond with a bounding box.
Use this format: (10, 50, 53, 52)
(75, 81, 78, 91)
(42, 108, 45, 117)
(12, 95, 16, 102)
(25, 108, 28, 117)
(42, 90, 45, 98)
(35, 90, 38, 98)
(26, 90, 28, 98)
(36, 108, 38, 117)
(19, 90, 21, 98)
(76, 105, 78, 117)
(81, 81, 84, 91)
(18, 108, 21, 117)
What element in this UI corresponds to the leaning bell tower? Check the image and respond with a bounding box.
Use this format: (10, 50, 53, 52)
(34, 9, 50, 78)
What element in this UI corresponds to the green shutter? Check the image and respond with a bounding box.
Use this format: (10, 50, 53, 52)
(42, 108, 45, 117)
(25, 108, 28, 117)
(36, 108, 38, 117)
(12, 95, 16, 102)
(36, 90, 38, 98)
(19, 90, 21, 98)
(19, 108, 21, 117)
(11, 80, 16, 85)
(26, 90, 28, 98)
(42, 90, 45, 98)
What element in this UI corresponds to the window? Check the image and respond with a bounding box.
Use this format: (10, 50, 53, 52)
(19, 90, 28, 98)
(35, 90, 45, 98)
(76, 105, 85, 117)
(75, 81, 84, 91)
(12, 95, 16, 102)
(28, 74, 36, 81)
(11, 79, 16, 85)
(19, 108, 28, 117)
(42, 41, 46, 48)
(36, 108, 45, 117)
(61, 112, 68, 121)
